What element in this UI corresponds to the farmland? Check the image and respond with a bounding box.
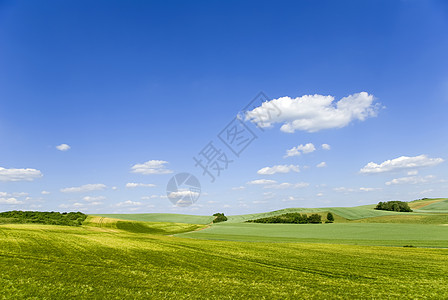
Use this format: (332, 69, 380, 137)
(1, 199, 448, 298)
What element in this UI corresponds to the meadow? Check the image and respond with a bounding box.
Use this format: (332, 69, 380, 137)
(1, 199, 448, 299)
(1, 219, 448, 299)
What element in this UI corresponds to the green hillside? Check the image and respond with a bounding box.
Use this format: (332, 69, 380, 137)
(1, 222, 448, 299)
(83, 216, 205, 234)
(414, 199, 448, 213)
(94, 213, 214, 225)
(226, 205, 410, 223)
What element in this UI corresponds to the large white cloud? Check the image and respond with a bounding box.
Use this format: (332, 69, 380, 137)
(284, 143, 316, 157)
(0, 167, 42, 182)
(126, 183, 156, 188)
(360, 155, 444, 174)
(131, 160, 173, 175)
(257, 164, 299, 175)
(60, 183, 107, 193)
(245, 92, 379, 133)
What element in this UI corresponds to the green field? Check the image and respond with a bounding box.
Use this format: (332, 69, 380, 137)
(1, 219, 448, 299)
(2, 200, 448, 298)
(178, 222, 448, 247)
(94, 213, 214, 224)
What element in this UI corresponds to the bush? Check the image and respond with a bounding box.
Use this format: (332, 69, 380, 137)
(375, 201, 413, 212)
(326, 212, 334, 223)
(213, 213, 228, 223)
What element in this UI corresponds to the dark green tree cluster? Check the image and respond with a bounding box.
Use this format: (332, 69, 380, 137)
(0, 211, 87, 226)
(326, 212, 334, 223)
(247, 213, 323, 224)
(213, 213, 228, 223)
(375, 201, 413, 212)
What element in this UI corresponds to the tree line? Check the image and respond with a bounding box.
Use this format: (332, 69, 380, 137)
(247, 212, 334, 224)
(0, 211, 87, 226)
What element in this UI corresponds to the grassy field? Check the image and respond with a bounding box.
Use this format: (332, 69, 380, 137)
(94, 213, 214, 224)
(1, 220, 448, 299)
(178, 222, 448, 247)
(2, 200, 448, 298)
(225, 206, 411, 223)
(414, 199, 448, 213)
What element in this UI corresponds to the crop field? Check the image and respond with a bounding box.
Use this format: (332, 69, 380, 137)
(2, 201, 448, 299)
(1, 219, 448, 299)
(94, 213, 214, 224)
(178, 222, 448, 247)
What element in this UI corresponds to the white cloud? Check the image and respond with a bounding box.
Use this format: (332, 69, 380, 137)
(111, 186, 118, 190)
(131, 160, 173, 175)
(247, 179, 277, 185)
(126, 183, 156, 188)
(359, 187, 381, 192)
(41, 190, 50, 195)
(167, 190, 200, 199)
(0, 197, 23, 204)
(56, 144, 71, 151)
(0, 192, 9, 197)
(0, 167, 42, 182)
(257, 164, 299, 175)
(116, 200, 143, 207)
(265, 182, 309, 189)
(282, 196, 305, 202)
(12, 192, 28, 197)
(231, 186, 245, 190)
(316, 162, 327, 168)
(385, 175, 435, 186)
(333, 187, 355, 192)
(253, 200, 267, 204)
(83, 196, 106, 202)
(407, 170, 418, 176)
(60, 183, 107, 193)
(245, 92, 379, 133)
(284, 143, 316, 157)
(360, 155, 444, 174)
(316, 193, 324, 197)
(141, 195, 160, 200)
(322, 144, 331, 150)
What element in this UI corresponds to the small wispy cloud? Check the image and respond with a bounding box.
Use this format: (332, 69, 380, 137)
(56, 144, 71, 151)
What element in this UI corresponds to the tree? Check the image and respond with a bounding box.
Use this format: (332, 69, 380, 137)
(375, 201, 412, 212)
(307, 214, 322, 224)
(326, 212, 334, 223)
(213, 213, 227, 223)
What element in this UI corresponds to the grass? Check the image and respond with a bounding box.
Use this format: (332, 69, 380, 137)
(94, 213, 214, 224)
(1, 222, 448, 299)
(83, 216, 206, 234)
(414, 199, 448, 212)
(178, 222, 448, 247)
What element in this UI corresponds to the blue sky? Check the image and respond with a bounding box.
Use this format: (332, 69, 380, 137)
(1, 0, 448, 215)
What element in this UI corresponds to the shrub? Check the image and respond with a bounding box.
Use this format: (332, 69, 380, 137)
(326, 212, 334, 223)
(213, 213, 228, 223)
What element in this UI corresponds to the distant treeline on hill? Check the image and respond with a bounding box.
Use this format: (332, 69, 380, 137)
(375, 201, 413, 212)
(0, 211, 87, 226)
(247, 212, 333, 224)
